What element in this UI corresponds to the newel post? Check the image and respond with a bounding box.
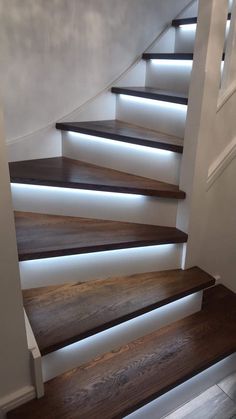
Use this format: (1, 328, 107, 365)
(177, 0, 228, 268)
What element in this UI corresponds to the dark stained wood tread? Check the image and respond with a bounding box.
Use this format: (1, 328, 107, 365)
(111, 86, 188, 105)
(8, 285, 236, 419)
(15, 212, 188, 261)
(143, 52, 225, 62)
(23, 267, 215, 355)
(143, 53, 194, 60)
(9, 157, 186, 199)
(172, 17, 198, 26)
(172, 14, 231, 27)
(56, 120, 184, 153)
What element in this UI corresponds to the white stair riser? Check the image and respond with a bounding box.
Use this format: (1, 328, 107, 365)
(146, 60, 192, 95)
(62, 132, 182, 184)
(175, 27, 196, 53)
(116, 95, 187, 139)
(20, 244, 183, 289)
(42, 291, 203, 382)
(11, 184, 178, 227)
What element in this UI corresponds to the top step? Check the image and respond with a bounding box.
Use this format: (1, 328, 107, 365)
(172, 13, 231, 27)
(8, 285, 236, 419)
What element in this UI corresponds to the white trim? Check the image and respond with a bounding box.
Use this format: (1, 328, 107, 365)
(207, 137, 236, 189)
(217, 80, 236, 112)
(0, 386, 35, 417)
(24, 311, 44, 398)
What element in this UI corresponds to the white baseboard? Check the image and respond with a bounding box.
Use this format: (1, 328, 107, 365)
(0, 386, 35, 418)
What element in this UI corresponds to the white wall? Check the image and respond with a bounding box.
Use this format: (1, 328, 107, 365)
(0, 108, 32, 411)
(200, 156, 236, 293)
(0, 0, 192, 160)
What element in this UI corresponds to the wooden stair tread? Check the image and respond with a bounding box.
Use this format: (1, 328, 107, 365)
(111, 86, 188, 105)
(56, 119, 184, 153)
(15, 212, 188, 261)
(9, 157, 185, 198)
(23, 267, 215, 355)
(172, 17, 198, 26)
(8, 285, 236, 419)
(143, 53, 194, 60)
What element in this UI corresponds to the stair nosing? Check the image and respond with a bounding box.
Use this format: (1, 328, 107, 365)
(18, 235, 188, 261)
(11, 177, 186, 199)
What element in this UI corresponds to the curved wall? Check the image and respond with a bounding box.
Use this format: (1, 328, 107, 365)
(0, 0, 191, 144)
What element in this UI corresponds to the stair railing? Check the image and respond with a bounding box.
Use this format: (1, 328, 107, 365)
(177, 0, 231, 267)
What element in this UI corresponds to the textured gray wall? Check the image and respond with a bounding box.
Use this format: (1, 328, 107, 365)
(0, 0, 190, 142)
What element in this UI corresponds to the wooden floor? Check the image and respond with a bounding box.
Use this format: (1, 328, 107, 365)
(23, 267, 214, 355)
(166, 370, 236, 419)
(111, 87, 188, 105)
(165, 384, 236, 419)
(56, 120, 184, 152)
(15, 212, 188, 261)
(8, 285, 236, 419)
(9, 157, 185, 198)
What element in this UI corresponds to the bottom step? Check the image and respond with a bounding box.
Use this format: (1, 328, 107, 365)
(8, 285, 236, 419)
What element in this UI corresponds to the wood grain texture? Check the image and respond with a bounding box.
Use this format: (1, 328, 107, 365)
(111, 87, 188, 105)
(15, 212, 188, 261)
(8, 286, 236, 419)
(23, 267, 215, 355)
(9, 157, 186, 198)
(56, 120, 184, 153)
(143, 53, 194, 60)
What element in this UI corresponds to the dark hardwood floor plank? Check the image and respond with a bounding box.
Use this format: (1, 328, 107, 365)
(9, 157, 186, 199)
(15, 212, 188, 261)
(56, 120, 184, 153)
(23, 267, 215, 355)
(8, 286, 236, 419)
(111, 87, 188, 105)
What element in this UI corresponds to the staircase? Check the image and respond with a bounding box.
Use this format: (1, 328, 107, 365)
(7, 6, 236, 419)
